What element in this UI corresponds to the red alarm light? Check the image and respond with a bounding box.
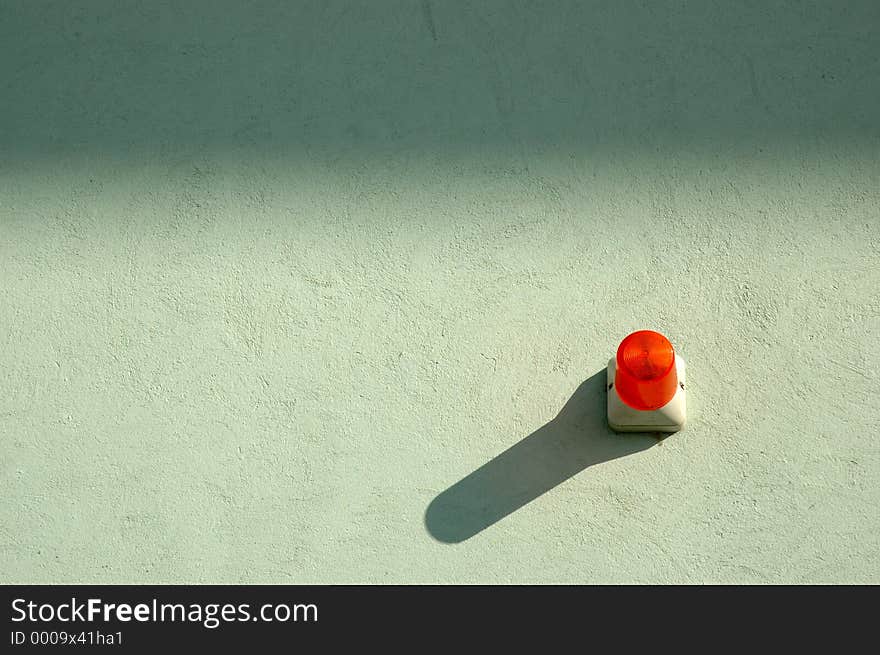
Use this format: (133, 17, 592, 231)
(614, 330, 678, 411)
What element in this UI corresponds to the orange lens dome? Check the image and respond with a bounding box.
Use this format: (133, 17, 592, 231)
(615, 330, 678, 411)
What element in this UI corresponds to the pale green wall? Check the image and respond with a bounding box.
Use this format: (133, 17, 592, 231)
(2, 1, 878, 583)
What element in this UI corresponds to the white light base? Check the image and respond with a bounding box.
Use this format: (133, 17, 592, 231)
(607, 356, 686, 433)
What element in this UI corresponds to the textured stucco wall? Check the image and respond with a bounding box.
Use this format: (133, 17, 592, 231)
(1, 1, 878, 583)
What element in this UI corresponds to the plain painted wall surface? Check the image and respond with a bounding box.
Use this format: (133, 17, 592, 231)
(1, 1, 878, 583)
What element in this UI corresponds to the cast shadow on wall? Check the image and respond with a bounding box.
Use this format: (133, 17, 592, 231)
(425, 370, 660, 543)
(3, 2, 877, 157)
